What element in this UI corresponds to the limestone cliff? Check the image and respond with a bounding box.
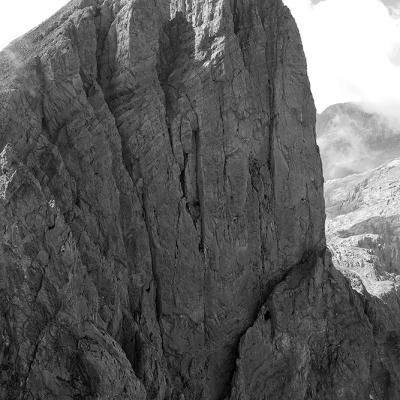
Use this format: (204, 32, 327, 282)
(0, 0, 397, 399)
(325, 158, 400, 400)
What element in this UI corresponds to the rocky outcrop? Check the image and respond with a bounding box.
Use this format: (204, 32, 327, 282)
(326, 158, 400, 282)
(326, 158, 400, 400)
(317, 102, 400, 180)
(0, 0, 398, 399)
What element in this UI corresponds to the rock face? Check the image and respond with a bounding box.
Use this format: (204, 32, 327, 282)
(0, 0, 398, 399)
(326, 158, 400, 284)
(317, 102, 400, 180)
(325, 159, 400, 400)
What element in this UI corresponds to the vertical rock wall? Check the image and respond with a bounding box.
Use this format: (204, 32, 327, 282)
(0, 0, 397, 399)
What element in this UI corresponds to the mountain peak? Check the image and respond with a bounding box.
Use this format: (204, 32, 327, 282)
(317, 101, 400, 180)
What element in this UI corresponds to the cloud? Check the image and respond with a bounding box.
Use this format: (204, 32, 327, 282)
(318, 126, 380, 179)
(380, 0, 400, 17)
(283, 0, 400, 119)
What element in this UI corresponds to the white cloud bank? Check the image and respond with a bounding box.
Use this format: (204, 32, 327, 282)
(0, 1, 69, 51)
(283, 0, 400, 117)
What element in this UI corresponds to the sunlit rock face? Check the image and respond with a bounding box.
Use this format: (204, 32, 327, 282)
(317, 102, 400, 180)
(326, 158, 400, 287)
(0, 0, 399, 399)
(325, 160, 400, 400)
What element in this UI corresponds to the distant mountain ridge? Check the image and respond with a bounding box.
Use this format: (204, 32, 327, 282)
(317, 102, 400, 180)
(326, 157, 400, 277)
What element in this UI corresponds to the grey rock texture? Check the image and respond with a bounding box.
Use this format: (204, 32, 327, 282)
(326, 159, 400, 400)
(326, 158, 400, 281)
(0, 0, 397, 399)
(317, 102, 400, 180)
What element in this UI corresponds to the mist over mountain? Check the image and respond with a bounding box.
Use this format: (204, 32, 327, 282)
(317, 102, 400, 180)
(321, 101, 400, 400)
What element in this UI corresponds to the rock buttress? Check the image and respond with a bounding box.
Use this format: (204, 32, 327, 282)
(1, 0, 393, 399)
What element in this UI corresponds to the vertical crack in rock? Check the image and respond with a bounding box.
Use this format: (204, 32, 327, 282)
(263, 1, 280, 211)
(179, 151, 188, 199)
(194, 126, 206, 254)
(156, 10, 207, 266)
(141, 186, 163, 322)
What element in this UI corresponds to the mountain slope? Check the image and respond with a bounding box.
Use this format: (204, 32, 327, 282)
(0, 1, 398, 399)
(326, 158, 400, 294)
(326, 159, 400, 400)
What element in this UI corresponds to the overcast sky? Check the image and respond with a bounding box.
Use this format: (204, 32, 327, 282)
(1, 0, 400, 116)
(283, 0, 400, 115)
(0, 1, 69, 51)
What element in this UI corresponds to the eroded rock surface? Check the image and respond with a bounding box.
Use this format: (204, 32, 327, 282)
(326, 158, 400, 290)
(0, 0, 398, 399)
(325, 159, 400, 400)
